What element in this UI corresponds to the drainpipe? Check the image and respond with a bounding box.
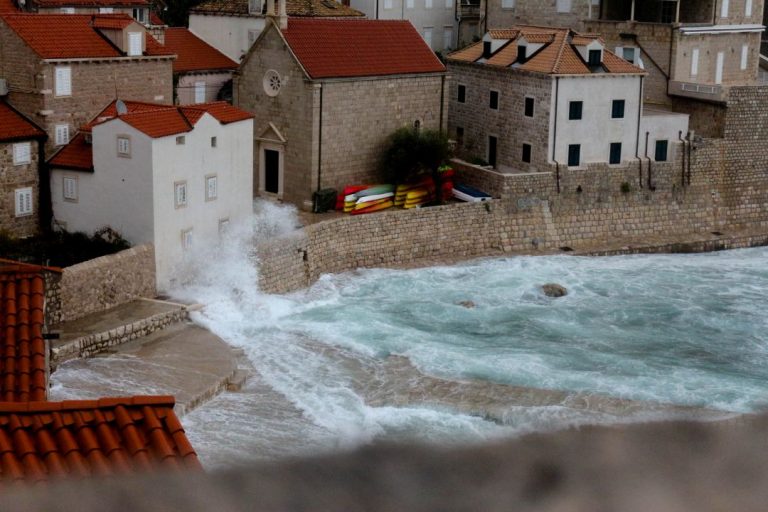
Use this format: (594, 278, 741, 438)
(552, 77, 560, 193)
(439, 74, 445, 134)
(375, 0, 379, 19)
(678, 129, 686, 187)
(483, 0, 488, 33)
(687, 131, 693, 185)
(554, 161, 561, 193)
(37, 138, 52, 234)
(317, 83, 323, 192)
(644, 131, 654, 190)
(635, 75, 643, 188)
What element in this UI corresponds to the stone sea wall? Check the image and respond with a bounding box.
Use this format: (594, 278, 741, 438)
(48, 245, 156, 324)
(257, 86, 768, 294)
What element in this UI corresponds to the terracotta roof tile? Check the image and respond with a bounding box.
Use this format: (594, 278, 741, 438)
(281, 19, 445, 79)
(192, 0, 363, 17)
(0, 102, 45, 142)
(182, 101, 254, 124)
(164, 28, 237, 73)
(0, 397, 202, 482)
(90, 14, 134, 29)
(47, 133, 93, 171)
(0, 14, 171, 59)
(0, 270, 47, 403)
(32, 0, 148, 5)
(0, 0, 18, 12)
(448, 25, 645, 76)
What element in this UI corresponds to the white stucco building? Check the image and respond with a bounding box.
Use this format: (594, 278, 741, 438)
(349, 0, 458, 51)
(48, 100, 254, 290)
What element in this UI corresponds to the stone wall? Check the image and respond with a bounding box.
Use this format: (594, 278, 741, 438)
(56, 244, 156, 323)
(486, 0, 597, 32)
(0, 139, 41, 237)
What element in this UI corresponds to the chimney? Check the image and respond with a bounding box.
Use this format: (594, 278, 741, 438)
(267, 0, 275, 15)
(278, 0, 287, 29)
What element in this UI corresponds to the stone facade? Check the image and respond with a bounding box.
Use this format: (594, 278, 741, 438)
(257, 84, 768, 295)
(486, 0, 599, 33)
(236, 23, 447, 208)
(0, 139, 42, 237)
(55, 244, 156, 322)
(0, 18, 173, 156)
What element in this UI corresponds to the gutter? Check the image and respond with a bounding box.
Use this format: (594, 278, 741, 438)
(316, 82, 323, 192)
(551, 76, 559, 163)
(439, 74, 445, 133)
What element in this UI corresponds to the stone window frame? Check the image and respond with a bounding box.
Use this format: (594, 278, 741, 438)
(54, 66, 72, 98)
(174, 180, 188, 209)
(55, 123, 70, 146)
(489, 89, 500, 110)
(609, 142, 622, 166)
(14, 187, 33, 217)
(521, 142, 532, 164)
(62, 175, 79, 203)
(12, 142, 31, 165)
(117, 134, 131, 158)
(524, 96, 535, 118)
(457, 83, 466, 104)
(181, 227, 193, 250)
(205, 174, 218, 202)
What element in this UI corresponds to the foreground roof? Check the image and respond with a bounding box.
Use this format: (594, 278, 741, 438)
(0, 264, 50, 403)
(192, 0, 363, 17)
(0, 102, 45, 142)
(0, 14, 172, 59)
(50, 100, 253, 169)
(164, 28, 238, 73)
(448, 26, 644, 75)
(280, 19, 445, 79)
(0, 396, 202, 482)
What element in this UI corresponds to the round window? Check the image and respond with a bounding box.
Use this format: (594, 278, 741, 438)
(263, 70, 282, 97)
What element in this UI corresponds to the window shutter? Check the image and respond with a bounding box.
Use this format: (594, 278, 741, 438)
(128, 32, 142, 56)
(55, 67, 72, 96)
(55, 125, 69, 146)
(13, 143, 31, 164)
(207, 176, 217, 200)
(15, 188, 33, 216)
(195, 82, 206, 104)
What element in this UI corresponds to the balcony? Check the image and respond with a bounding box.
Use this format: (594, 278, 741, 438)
(459, 0, 481, 19)
(668, 81, 727, 103)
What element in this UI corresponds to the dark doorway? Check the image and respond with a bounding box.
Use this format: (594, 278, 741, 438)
(488, 136, 497, 168)
(264, 149, 280, 194)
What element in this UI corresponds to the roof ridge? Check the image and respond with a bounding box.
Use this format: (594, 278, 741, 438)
(551, 30, 570, 74)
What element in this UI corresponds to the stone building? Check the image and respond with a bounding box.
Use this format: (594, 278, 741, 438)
(189, 0, 364, 62)
(350, 0, 458, 52)
(163, 28, 238, 105)
(0, 13, 174, 157)
(0, 100, 46, 237)
(448, 26, 688, 173)
(10, 0, 161, 25)
(236, 15, 447, 209)
(583, 0, 765, 108)
(48, 100, 254, 291)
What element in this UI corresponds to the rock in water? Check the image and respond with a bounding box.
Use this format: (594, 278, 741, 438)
(457, 300, 476, 309)
(542, 284, 567, 298)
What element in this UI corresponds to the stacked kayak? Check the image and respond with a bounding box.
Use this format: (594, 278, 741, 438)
(346, 185, 395, 215)
(337, 185, 369, 211)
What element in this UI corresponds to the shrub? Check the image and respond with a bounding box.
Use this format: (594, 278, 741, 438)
(0, 227, 131, 268)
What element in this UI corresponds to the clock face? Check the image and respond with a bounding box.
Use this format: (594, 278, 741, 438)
(263, 69, 282, 97)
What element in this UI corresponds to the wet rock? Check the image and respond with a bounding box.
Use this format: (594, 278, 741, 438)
(457, 300, 476, 309)
(542, 284, 567, 298)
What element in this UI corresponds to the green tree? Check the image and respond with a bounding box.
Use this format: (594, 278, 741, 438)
(379, 127, 451, 202)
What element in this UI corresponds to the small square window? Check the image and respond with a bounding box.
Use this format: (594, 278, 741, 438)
(211, 136, 217, 148)
(63, 176, 78, 202)
(174, 181, 188, 208)
(55, 124, 70, 146)
(457, 84, 466, 103)
(569, 101, 583, 120)
(611, 99, 625, 119)
(489, 90, 499, 110)
(117, 136, 131, 157)
(522, 143, 532, 163)
(15, 187, 33, 217)
(567, 144, 581, 167)
(524, 97, 535, 117)
(176, 136, 186, 145)
(55, 66, 72, 97)
(588, 49, 602, 68)
(655, 140, 669, 162)
(205, 175, 218, 201)
(13, 142, 31, 165)
(609, 142, 622, 164)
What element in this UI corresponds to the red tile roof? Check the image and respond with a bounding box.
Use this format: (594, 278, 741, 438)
(47, 133, 93, 171)
(0, 0, 19, 13)
(448, 25, 645, 76)
(32, 0, 148, 5)
(0, 14, 172, 59)
(183, 101, 255, 124)
(164, 28, 237, 73)
(0, 396, 202, 482)
(90, 13, 135, 29)
(0, 102, 46, 142)
(280, 19, 446, 79)
(0, 270, 47, 403)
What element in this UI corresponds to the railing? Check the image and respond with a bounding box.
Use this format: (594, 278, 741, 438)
(668, 80, 727, 103)
(680, 83, 721, 95)
(459, 0, 480, 18)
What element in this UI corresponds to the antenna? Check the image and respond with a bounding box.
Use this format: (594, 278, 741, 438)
(115, 99, 128, 115)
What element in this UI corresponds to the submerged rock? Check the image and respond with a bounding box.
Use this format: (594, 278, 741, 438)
(457, 300, 476, 309)
(542, 284, 568, 298)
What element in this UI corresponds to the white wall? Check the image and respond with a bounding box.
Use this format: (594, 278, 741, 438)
(176, 71, 233, 105)
(349, 0, 457, 51)
(189, 14, 266, 62)
(549, 74, 643, 167)
(51, 121, 155, 244)
(151, 113, 254, 290)
(640, 109, 689, 161)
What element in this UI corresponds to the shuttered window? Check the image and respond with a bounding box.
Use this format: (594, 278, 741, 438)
(55, 124, 70, 146)
(15, 188, 33, 216)
(13, 142, 31, 165)
(128, 32, 142, 56)
(194, 81, 206, 104)
(206, 175, 218, 201)
(55, 67, 72, 97)
(63, 176, 78, 201)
